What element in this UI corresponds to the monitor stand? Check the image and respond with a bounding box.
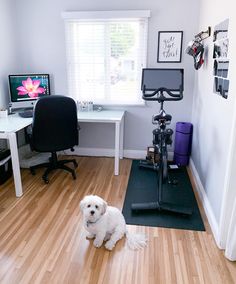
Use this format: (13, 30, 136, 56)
(9, 105, 33, 117)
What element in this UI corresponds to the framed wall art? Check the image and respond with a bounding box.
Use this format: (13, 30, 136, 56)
(212, 18, 230, 99)
(157, 31, 183, 63)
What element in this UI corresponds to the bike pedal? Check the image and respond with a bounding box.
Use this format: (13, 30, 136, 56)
(168, 179, 178, 185)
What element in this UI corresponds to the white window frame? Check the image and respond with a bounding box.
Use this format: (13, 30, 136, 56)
(62, 10, 150, 106)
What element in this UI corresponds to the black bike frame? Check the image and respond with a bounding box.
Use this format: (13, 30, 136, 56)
(131, 86, 192, 215)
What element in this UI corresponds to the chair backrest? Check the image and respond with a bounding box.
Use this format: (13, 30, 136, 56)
(30, 95, 78, 152)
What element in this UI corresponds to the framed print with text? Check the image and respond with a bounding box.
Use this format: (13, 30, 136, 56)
(157, 31, 183, 63)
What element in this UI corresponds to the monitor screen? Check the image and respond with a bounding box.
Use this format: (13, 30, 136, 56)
(8, 74, 50, 109)
(141, 68, 184, 92)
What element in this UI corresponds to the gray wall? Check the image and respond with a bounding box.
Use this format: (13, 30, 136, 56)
(12, 0, 199, 152)
(192, 0, 236, 225)
(0, 0, 17, 110)
(0, 0, 17, 148)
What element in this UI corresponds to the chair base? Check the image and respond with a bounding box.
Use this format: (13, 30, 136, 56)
(30, 152, 78, 184)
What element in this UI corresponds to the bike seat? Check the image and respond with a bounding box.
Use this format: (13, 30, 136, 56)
(153, 113, 172, 122)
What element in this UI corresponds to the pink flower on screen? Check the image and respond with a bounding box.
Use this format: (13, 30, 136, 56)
(16, 77, 46, 98)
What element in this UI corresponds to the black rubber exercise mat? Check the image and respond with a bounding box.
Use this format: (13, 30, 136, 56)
(122, 160, 205, 231)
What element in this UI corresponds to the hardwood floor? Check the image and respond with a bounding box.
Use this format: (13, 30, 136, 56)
(0, 156, 235, 284)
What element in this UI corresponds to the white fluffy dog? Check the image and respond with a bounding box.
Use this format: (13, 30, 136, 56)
(80, 195, 147, 251)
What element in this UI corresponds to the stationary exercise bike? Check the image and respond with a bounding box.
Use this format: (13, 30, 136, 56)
(131, 68, 192, 215)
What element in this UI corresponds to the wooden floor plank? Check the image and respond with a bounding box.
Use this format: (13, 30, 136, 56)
(0, 156, 235, 284)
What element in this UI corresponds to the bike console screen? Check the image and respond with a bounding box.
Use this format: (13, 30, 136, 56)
(141, 68, 184, 91)
(141, 68, 184, 101)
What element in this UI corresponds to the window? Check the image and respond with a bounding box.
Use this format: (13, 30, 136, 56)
(62, 11, 150, 105)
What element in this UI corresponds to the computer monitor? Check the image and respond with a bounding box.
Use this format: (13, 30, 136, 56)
(8, 74, 50, 110)
(141, 68, 184, 92)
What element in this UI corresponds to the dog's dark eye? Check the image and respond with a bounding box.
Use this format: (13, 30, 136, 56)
(95, 205, 99, 209)
(87, 204, 91, 208)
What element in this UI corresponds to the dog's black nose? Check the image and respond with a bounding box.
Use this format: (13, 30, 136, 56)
(90, 210, 95, 215)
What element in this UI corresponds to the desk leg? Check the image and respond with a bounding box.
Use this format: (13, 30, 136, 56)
(115, 121, 120, 175)
(120, 116, 124, 159)
(8, 132, 23, 197)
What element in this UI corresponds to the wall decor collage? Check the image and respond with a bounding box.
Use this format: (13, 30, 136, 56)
(213, 19, 229, 99)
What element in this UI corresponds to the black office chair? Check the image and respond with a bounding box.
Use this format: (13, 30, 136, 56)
(29, 95, 79, 183)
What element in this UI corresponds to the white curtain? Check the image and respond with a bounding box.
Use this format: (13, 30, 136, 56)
(219, 103, 236, 261)
(225, 197, 236, 261)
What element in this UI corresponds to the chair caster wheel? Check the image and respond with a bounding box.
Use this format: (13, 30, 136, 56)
(42, 176, 49, 184)
(72, 172, 76, 180)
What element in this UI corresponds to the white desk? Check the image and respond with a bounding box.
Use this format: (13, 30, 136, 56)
(0, 115, 32, 197)
(0, 110, 125, 197)
(77, 110, 125, 176)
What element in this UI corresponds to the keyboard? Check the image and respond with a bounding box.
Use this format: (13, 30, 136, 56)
(18, 110, 34, 118)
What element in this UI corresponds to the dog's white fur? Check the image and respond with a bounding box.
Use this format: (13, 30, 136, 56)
(80, 195, 147, 251)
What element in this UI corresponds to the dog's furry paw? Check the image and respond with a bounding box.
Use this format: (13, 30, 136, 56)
(93, 238, 103, 248)
(105, 240, 115, 251)
(86, 233, 95, 239)
(104, 233, 111, 241)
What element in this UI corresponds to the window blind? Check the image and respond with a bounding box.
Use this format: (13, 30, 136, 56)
(63, 11, 150, 105)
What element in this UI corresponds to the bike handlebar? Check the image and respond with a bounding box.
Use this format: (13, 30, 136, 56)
(142, 85, 183, 102)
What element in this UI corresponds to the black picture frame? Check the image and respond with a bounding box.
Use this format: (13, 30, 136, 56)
(157, 31, 183, 63)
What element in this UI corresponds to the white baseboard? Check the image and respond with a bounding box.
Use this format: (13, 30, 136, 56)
(64, 146, 146, 159)
(64, 146, 174, 161)
(123, 149, 146, 159)
(189, 158, 222, 248)
(65, 147, 114, 157)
